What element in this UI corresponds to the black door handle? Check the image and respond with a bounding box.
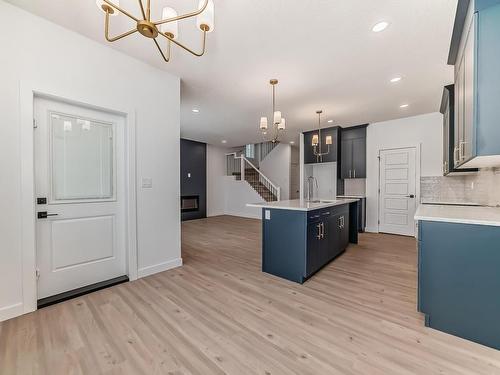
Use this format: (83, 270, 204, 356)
(37, 212, 58, 219)
(406, 194, 415, 198)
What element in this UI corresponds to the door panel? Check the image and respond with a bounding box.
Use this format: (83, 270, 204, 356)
(341, 139, 352, 179)
(35, 97, 126, 299)
(379, 147, 417, 236)
(352, 137, 366, 178)
(463, 14, 476, 162)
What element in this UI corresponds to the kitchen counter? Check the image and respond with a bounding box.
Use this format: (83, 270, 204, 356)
(247, 198, 358, 212)
(415, 204, 500, 227)
(336, 195, 365, 199)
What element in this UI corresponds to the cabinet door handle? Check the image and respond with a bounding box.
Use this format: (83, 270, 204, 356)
(453, 146, 460, 164)
(320, 222, 325, 239)
(459, 141, 466, 160)
(349, 170, 352, 178)
(353, 170, 356, 178)
(317, 223, 321, 239)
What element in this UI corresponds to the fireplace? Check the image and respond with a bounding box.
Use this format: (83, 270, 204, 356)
(181, 195, 199, 213)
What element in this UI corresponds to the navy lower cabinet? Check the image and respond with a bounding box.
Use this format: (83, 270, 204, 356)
(418, 220, 500, 350)
(262, 204, 351, 284)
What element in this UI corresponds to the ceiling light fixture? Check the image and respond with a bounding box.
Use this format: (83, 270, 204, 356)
(312, 110, 332, 158)
(96, 0, 214, 63)
(327, 119, 334, 123)
(192, 108, 200, 113)
(289, 141, 295, 145)
(259, 79, 286, 143)
(400, 104, 409, 108)
(390, 76, 402, 83)
(372, 21, 389, 32)
(221, 140, 227, 144)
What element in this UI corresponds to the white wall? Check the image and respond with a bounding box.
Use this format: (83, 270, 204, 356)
(260, 143, 291, 200)
(206, 145, 265, 219)
(0, 2, 180, 321)
(365, 112, 443, 232)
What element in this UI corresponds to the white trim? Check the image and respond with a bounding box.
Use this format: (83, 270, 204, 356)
(138, 258, 183, 278)
(19, 80, 138, 318)
(0, 303, 24, 322)
(376, 144, 421, 237)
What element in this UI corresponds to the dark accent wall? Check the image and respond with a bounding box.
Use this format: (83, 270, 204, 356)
(180, 139, 207, 221)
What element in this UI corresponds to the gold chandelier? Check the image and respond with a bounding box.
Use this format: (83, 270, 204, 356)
(259, 79, 286, 143)
(96, 0, 214, 63)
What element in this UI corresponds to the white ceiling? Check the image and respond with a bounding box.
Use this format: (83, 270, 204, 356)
(8, 0, 457, 147)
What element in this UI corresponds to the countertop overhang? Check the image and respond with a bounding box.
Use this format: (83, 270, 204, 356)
(247, 198, 358, 212)
(414, 204, 500, 227)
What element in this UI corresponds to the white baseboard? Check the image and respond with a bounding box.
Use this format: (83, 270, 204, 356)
(138, 258, 183, 278)
(365, 227, 379, 233)
(0, 302, 24, 322)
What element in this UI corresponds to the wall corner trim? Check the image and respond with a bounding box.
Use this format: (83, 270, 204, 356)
(137, 258, 183, 278)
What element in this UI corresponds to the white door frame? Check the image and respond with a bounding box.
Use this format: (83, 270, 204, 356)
(377, 144, 421, 237)
(19, 81, 138, 315)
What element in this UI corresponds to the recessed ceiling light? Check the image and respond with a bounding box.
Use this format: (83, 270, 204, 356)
(372, 21, 389, 33)
(327, 119, 334, 123)
(400, 104, 409, 108)
(390, 76, 402, 83)
(289, 141, 295, 145)
(192, 108, 200, 113)
(221, 140, 227, 144)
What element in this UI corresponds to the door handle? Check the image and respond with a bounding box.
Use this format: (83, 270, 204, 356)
(349, 170, 352, 178)
(353, 170, 356, 178)
(316, 223, 321, 239)
(453, 146, 459, 164)
(459, 141, 466, 160)
(37, 212, 58, 219)
(320, 222, 325, 239)
(406, 194, 415, 198)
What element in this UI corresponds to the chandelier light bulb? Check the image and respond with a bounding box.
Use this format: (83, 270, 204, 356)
(312, 134, 319, 146)
(161, 7, 179, 38)
(197, 0, 215, 32)
(278, 118, 286, 130)
(260, 117, 268, 130)
(326, 135, 333, 145)
(273, 111, 282, 125)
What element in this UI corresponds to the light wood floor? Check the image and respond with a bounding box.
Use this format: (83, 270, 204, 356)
(1, 216, 500, 374)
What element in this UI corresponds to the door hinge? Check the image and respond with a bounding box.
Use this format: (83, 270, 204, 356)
(33, 118, 37, 129)
(35, 268, 40, 280)
(378, 220, 380, 224)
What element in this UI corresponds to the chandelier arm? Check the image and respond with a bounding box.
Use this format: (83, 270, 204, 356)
(159, 29, 207, 57)
(153, 0, 209, 26)
(153, 38, 171, 62)
(105, 11, 138, 42)
(146, 0, 151, 20)
(103, 0, 140, 22)
(137, 0, 147, 20)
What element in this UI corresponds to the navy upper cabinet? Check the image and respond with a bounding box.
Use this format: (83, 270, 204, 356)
(303, 126, 340, 164)
(450, 0, 500, 168)
(340, 125, 367, 179)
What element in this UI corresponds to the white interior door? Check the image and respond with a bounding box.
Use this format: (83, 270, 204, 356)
(378, 147, 417, 236)
(34, 97, 126, 299)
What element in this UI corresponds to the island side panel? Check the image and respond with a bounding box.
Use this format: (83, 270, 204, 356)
(348, 201, 359, 244)
(262, 208, 307, 283)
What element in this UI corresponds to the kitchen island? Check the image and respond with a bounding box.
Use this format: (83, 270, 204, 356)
(247, 199, 359, 283)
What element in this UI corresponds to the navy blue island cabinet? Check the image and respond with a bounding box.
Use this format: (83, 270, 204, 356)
(261, 202, 357, 284)
(417, 220, 500, 350)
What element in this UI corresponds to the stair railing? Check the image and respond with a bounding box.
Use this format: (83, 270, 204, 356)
(225, 152, 281, 201)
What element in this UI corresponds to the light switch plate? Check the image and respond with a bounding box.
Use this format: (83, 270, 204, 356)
(142, 177, 153, 188)
(265, 210, 271, 220)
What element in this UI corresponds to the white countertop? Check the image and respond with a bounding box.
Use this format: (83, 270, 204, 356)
(414, 204, 500, 227)
(337, 195, 366, 199)
(247, 198, 358, 212)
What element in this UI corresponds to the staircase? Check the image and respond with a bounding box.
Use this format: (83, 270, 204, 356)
(226, 153, 280, 202)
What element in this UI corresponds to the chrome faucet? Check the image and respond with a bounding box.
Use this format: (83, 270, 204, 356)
(306, 176, 318, 202)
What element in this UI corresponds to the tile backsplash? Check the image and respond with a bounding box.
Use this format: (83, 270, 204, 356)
(421, 169, 500, 207)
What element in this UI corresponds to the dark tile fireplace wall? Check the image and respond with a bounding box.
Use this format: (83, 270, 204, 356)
(180, 138, 207, 221)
